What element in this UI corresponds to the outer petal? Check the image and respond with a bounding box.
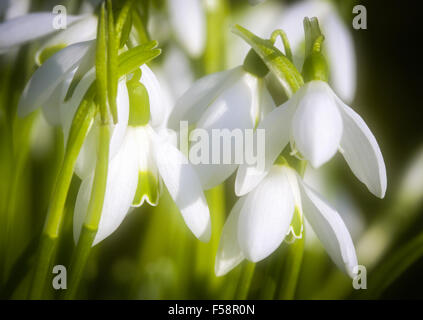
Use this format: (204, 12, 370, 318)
(238, 166, 295, 262)
(336, 97, 387, 198)
(74, 78, 128, 179)
(292, 81, 343, 168)
(74, 129, 139, 245)
(168, 0, 205, 57)
(0, 13, 82, 52)
(61, 68, 96, 145)
(324, 11, 356, 103)
(235, 96, 296, 196)
(192, 71, 258, 189)
(17, 40, 94, 117)
(168, 67, 242, 130)
(109, 79, 130, 159)
(35, 15, 98, 65)
(215, 198, 246, 276)
(151, 129, 211, 242)
(299, 180, 358, 278)
(140, 65, 168, 129)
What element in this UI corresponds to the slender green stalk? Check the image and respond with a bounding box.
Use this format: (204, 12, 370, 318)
(235, 262, 256, 300)
(28, 87, 96, 299)
(204, 0, 227, 73)
(277, 235, 305, 299)
(66, 124, 110, 299)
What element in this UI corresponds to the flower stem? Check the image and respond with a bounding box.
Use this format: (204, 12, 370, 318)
(65, 124, 110, 299)
(276, 234, 305, 299)
(28, 88, 96, 299)
(235, 262, 256, 299)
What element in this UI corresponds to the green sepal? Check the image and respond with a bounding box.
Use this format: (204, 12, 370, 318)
(118, 41, 161, 77)
(232, 24, 304, 97)
(132, 171, 159, 206)
(302, 17, 329, 82)
(127, 69, 150, 126)
(38, 44, 67, 65)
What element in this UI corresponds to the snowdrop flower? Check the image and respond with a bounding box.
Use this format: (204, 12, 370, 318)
(274, 0, 356, 102)
(236, 79, 387, 199)
(167, 0, 205, 58)
(168, 64, 275, 190)
(17, 40, 95, 127)
(74, 65, 211, 245)
(0, 10, 97, 58)
(229, 0, 356, 102)
(215, 162, 358, 277)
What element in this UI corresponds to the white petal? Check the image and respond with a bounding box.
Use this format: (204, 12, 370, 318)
(336, 97, 387, 198)
(215, 198, 246, 277)
(35, 15, 98, 65)
(168, 0, 205, 57)
(2, 0, 30, 20)
(168, 67, 242, 130)
(192, 71, 258, 189)
(140, 65, 168, 129)
(109, 79, 130, 159)
(323, 11, 356, 103)
(17, 40, 94, 117)
(61, 68, 96, 145)
(151, 129, 211, 242)
(292, 81, 343, 168)
(41, 77, 69, 126)
(299, 180, 358, 278)
(235, 96, 296, 196)
(74, 78, 128, 179)
(73, 130, 139, 245)
(0, 13, 82, 52)
(238, 166, 295, 262)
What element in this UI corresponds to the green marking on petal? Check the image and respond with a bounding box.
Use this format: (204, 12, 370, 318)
(37, 44, 67, 65)
(127, 69, 150, 126)
(285, 206, 303, 244)
(132, 171, 159, 206)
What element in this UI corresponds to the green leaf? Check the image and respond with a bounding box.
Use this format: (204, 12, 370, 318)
(118, 41, 161, 77)
(95, 2, 109, 123)
(116, 0, 135, 48)
(365, 231, 423, 298)
(232, 24, 303, 97)
(107, 0, 119, 123)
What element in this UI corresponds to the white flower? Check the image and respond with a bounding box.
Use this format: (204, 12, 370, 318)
(17, 40, 95, 129)
(275, 0, 356, 102)
(236, 80, 387, 199)
(74, 65, 211, 245)
(0, 12, 97, 56)
(229, 0, 356, 102)
(168, 66, 275, 190)
(215, 164, 358, 278)
(167, 0, 206, 58)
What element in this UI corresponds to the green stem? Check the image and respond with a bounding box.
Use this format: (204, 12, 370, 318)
(66, 124, 110, 299)
(204, 0, 227, 73)
(28, 89, 96, 299)
(276, 235, 305, 299)
(235, 262, 256, 300)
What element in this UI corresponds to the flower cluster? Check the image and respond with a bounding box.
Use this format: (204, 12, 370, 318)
(0, 0, 386, 292)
